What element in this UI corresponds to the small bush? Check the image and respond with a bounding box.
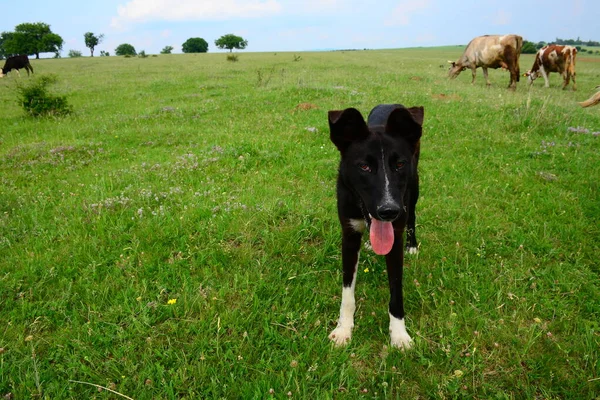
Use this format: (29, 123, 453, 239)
(17, 74, 73, 117)
(226, 54, 239, 62)
(68, 50, 83, 58)
(138, 50, 147, 58)
(100, 51, 110, 57)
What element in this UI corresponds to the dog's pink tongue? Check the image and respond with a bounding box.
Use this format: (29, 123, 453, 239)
(370, 219, 394, 255)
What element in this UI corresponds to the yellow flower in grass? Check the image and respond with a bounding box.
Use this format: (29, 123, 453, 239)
(167, 298, 177, 305)
(364, 268, 369, 273)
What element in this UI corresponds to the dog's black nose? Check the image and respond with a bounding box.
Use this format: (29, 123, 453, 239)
(376, 205, 400, 221)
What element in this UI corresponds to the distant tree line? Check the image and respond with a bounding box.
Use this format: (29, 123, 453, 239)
(522, 37, 600, 55)
(554, 37, 600, 47)
(0, 22, 250, 59)
(114, 34, 248, 57)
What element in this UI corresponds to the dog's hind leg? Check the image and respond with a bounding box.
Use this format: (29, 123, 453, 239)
(329, 225, 362, 346)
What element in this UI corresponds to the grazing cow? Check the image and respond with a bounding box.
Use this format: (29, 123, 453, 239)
(448, 34, 523, 90)
(524, 45, 577, 90)
(579, 85, 600, 107)
(0, 55, 34, 78)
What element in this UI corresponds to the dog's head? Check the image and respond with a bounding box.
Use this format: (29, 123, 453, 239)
(328, 105, 423, 224)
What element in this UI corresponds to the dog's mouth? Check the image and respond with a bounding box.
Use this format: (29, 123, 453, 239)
(369, 219, 394, 255)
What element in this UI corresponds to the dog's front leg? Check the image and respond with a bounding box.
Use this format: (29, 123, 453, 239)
(386, 237, 413, 349)
(329, 227, 362, 346)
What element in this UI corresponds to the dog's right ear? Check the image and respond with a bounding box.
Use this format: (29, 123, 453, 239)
(328, 108, 369, 151)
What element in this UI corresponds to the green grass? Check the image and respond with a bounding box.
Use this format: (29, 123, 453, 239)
(1, 48, 599, 399)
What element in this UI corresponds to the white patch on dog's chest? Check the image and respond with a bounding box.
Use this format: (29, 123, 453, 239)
(349, 218, 367, 233)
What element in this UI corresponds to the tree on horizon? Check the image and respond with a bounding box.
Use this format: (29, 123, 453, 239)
(182, 38, 208, 53)
(84, 32, 104, 57)
(215, 34, 248, 52)
(115, 43, 136, 56)
(0, 22, 63, 59)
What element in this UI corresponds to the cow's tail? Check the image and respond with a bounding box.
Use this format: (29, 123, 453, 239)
(514, 35, 524, 82)
(514, 35, 524, 56)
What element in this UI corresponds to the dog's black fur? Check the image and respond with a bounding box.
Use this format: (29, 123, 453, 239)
(328, 104, 423, 348)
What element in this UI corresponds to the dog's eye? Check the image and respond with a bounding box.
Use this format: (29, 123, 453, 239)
(395, 160, 406, 170)
(359, 163, 371, 172)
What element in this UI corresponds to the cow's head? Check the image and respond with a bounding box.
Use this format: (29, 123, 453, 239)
(447, 60, 465, 79)
(523, 70, 538, 84)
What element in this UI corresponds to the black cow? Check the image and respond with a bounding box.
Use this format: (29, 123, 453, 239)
(1, 55, 34, 77)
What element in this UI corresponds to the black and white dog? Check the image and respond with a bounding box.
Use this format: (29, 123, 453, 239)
(327, 104, 423, 349)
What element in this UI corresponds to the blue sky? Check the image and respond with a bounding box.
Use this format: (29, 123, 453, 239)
(1, 0, 598, 56)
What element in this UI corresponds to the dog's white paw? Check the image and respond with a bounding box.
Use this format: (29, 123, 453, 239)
(390, 332, 413, 350)
(389, 315, 413, 350)
(329, 326, 353, 346)
(406, 246, 418, 255)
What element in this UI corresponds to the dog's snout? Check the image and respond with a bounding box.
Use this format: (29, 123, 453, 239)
(376, 205, 400, 221)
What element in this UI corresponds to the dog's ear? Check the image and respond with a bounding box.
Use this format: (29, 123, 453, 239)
(385, 106, 424, 145)
(328, 108, 369, 151)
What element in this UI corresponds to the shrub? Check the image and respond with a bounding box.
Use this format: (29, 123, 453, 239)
(100, 50, 110, 57)
(226, 54, 239, 62)
(17, 74, 73, 117)
(68, 50, 83, 58)
(138, 50, 147, 58)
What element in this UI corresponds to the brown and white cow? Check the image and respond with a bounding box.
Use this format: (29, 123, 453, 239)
(448, 34, 523, 90)
(524, 45, 577, 90)
(0, 55, 34, 78)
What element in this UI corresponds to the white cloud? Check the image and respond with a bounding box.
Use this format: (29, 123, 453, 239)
(384, 0, 433, 26)
(111, 0, 282, 28)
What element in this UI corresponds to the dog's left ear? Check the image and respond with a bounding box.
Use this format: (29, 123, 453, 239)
(385, 106, 424, 145)
(328, 108, 370, 152)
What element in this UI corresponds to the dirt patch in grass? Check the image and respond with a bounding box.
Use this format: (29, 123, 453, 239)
(294, 103, 319, 112)
(578, 57, 600, 63)
(432, 93, 462, 101)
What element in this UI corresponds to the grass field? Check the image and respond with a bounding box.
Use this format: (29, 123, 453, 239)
(1, 47, 599, 399)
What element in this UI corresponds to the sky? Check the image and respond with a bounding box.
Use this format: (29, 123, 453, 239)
(1, 0, 599, 56)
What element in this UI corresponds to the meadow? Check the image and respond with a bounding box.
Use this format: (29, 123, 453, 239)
(0, 47, 599, 399)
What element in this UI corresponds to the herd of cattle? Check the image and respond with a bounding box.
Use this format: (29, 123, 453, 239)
(1, 37, 599, 107)
(447, 34, 597, 107)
